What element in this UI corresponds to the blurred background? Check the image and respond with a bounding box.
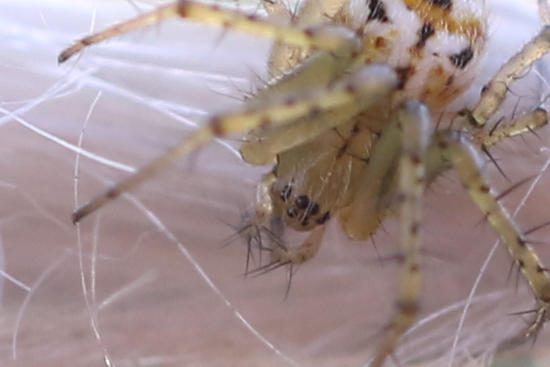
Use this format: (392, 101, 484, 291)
(0, 0, 550, 366)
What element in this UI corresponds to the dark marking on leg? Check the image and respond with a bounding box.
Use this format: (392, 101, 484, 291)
(396, 300, 419, 315)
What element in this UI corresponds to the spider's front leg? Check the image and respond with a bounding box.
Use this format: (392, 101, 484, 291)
(59, 0, 359, 64)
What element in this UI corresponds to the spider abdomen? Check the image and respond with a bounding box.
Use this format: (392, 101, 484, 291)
(343, 0, 488, 111)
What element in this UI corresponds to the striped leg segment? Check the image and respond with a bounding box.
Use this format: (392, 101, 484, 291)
(371, 101, 432, 367)
(442, 131, 550, 349)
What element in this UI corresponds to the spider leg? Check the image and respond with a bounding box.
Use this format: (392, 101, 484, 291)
(264, 0, 348, 76)
(467, 26, 550, 127)
(369, 101, 432, 367)
(59, 0, 360, 63)
(58, 4, 180, 63)
(237, 172, 276, 257)
(242, 25, 392, 165)
(241, 91, 393, 165)
(339, 109, 403, 240)
(72, 65, 397, 222)
(472, 108, 548, 148)
(270, 224, 327, 264)
(251, 173, 277, 228)
(539, 0, 550, 26)
(340, 96, 434, 241)
(439, 130, 550, 350)
(245, 220, 326, 276)
(369, 106, 550, 365)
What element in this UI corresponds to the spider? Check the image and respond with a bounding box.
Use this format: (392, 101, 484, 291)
(59, 0, 550, 365)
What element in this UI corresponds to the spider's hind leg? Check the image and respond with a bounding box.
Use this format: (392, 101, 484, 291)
(439, 125, 550, 351)
(371, 104, 550, 366)
(465, 25, 550, 127)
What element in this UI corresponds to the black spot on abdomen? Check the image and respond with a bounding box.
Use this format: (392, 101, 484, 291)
(395, 66, 414, 89)
(425, 0, 452, 10)
(367, 0, 390, 22)
(449, 46, 474, 69)
(416, 22, 435, 49)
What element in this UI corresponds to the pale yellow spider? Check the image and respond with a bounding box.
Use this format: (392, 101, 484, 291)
(59, 0, 550, 365)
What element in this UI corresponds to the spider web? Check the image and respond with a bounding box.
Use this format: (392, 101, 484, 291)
(0, 0, 549, 366)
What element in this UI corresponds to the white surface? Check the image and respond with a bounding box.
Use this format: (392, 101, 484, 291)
(0, 0, 550, 366)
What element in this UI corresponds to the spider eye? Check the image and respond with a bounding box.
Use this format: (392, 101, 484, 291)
(295, 195, 310, 209)
(307, 202, 320, 216)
